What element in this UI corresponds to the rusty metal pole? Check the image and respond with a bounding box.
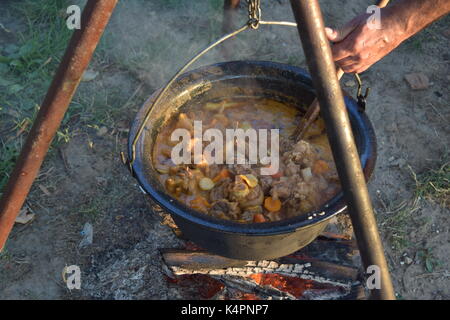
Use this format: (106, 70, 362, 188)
(289, 0, 395, 300)
(223, 0, 241, 33)
(222, 0, 241, 59)
(0, 0, 118, 251)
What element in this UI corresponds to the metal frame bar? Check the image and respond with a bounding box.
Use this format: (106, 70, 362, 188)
(0, 0, 118, 251)
(289, 0, 395, 300)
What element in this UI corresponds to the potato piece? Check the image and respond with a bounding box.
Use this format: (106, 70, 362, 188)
(199, 177, 215, 191)
(301, 167, 313, 181)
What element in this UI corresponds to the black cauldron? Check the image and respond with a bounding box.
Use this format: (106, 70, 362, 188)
(128, 61, 377, 260)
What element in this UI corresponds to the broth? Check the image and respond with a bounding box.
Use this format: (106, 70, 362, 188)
(152, 97, 340, 223)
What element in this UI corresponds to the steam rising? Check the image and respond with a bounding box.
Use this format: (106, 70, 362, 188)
(97, 0, 310, 90)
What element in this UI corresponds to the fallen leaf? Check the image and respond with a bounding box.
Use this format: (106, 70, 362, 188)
(425, 258, 434, 273)
(79, 223, 93, 248)
(82, 70, 99, 82)
(15, 208, 35, 224)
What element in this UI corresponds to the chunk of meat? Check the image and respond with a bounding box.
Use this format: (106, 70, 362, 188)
(241, 206, 263, 223)
(270, 177, 294, 200)
(238, 184, 264, 209)
(229, 164, 258, 177)
(284, 197, 313, 215)
(279, 137, 294, 154)
(292, 181, 312, 200)
(206, 164, 222, 179)
(292, 180, 320, 207)
(209, 199, 241, 220)
(293, 140, 312, 154)
(259, 175, 273, 194)
(284, 140, 316, 167)
(285, 161, 300, 176)
(317, 176, 329, 191)
(266, 211, 283, 222)
(209, 178, 231, 202)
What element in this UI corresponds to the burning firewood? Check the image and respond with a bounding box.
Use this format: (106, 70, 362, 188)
(159, 209, 365, 299)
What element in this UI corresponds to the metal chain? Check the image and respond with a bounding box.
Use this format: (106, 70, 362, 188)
(246, 0, 261, 29)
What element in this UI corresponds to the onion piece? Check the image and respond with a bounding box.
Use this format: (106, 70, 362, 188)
(301, 167, 313, 181)
(239, 174, 258, 188)
(198, 177, 215, 191)
(155, 164, 169, 174)
(230, 182, 250, 199)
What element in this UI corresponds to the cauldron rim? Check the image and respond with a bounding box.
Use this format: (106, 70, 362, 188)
(128, 60, 377, 236)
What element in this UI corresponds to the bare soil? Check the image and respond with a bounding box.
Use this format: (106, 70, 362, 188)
(0, 0, 448, 299)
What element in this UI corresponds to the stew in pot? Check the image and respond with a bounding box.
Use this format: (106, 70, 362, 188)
(152, 97, 340, 223)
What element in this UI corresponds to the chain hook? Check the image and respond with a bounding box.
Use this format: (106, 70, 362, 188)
(354, 73, 370, 111)
(246, 0, 261, 29)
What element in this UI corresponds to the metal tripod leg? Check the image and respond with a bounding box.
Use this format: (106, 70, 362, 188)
(0, 0, 118, 251)
(289, 0, 395, 300)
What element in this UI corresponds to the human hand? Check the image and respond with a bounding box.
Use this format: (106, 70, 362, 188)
(325, 9, 406, 73)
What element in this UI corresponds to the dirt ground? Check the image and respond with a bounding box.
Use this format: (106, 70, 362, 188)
(0, 0, 448, 300)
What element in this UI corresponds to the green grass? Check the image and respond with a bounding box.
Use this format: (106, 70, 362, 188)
(416, 248, 441, 273)
(0, 247, 12, 262)
(0, 0, 73, 115)
(378, 199, 419, 251)
(409, 157, 450, 208)
(4, 0, 71, 81)
(0, 0, 75, 193)
(0, 140, 20, 192)
(378, 155, 449, 253)
(79, 197, 104, 219)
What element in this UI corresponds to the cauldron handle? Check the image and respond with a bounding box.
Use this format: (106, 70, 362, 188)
(122, 20, 301, 175)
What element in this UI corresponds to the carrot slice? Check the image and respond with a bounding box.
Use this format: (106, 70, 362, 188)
(253, 213, 267, 223)
(264, 197, 282, 212)
(190, 196, 211, 212)
(312, 160, 330, 174)
(212, 169, 230, 183)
